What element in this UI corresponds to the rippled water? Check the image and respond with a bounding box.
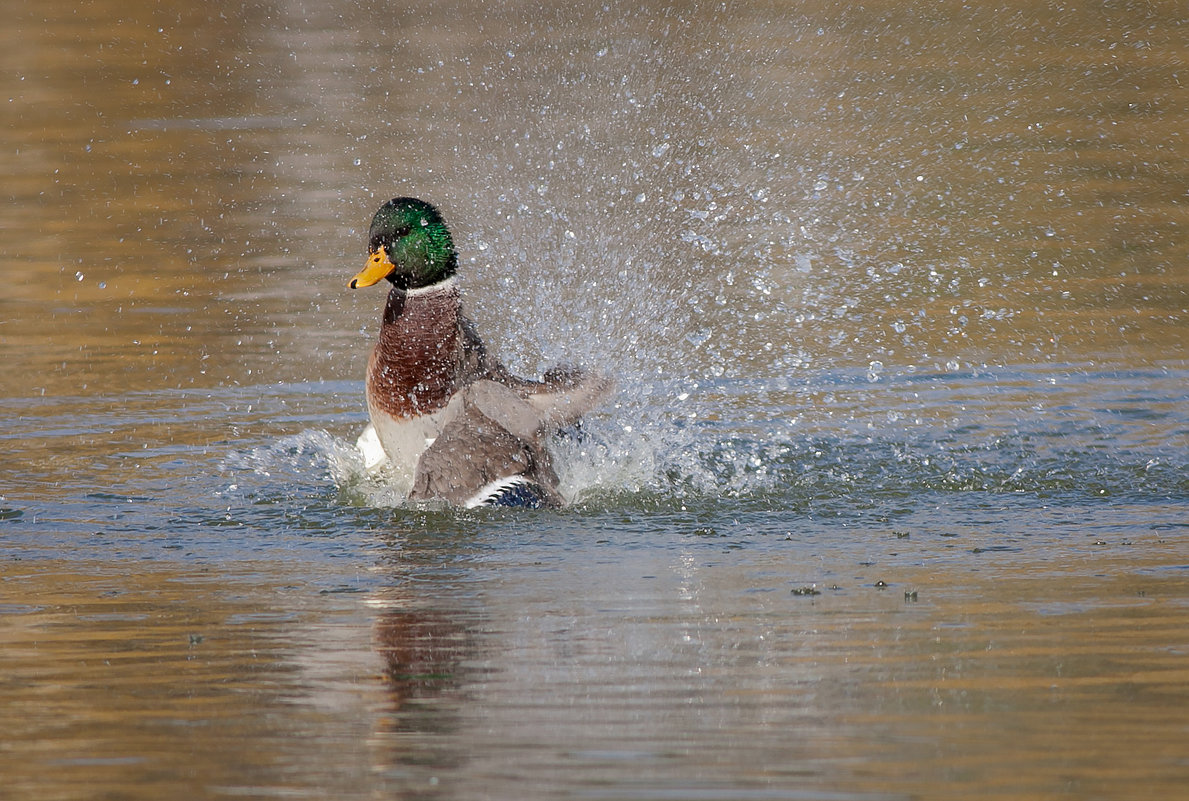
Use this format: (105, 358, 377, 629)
(2, 0, 1188, 799)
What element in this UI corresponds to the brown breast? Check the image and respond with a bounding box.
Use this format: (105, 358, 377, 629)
(366, 282, 469, 420)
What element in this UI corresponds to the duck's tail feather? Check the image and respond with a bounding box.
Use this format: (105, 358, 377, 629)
(464, 475, 550, 509)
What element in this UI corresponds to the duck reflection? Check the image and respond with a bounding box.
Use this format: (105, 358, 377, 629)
(368, 582, 481, 789)
(375, 603, 472, 717)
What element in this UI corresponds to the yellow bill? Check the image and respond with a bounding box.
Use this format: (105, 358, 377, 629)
(349, 248, 395, 288)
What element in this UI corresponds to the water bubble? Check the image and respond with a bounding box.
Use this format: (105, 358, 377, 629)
(652, 142, 670, 158)
(75, 271, 84, 281)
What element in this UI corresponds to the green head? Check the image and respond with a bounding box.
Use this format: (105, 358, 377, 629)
(349, 197, 458, 290)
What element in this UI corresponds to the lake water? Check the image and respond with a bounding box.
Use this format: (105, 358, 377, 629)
(2, 0, 1187, 799)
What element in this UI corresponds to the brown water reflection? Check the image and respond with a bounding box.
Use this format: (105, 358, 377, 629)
(3, 542, 1186, 800)
(2, 0, 1187, 799)
(2, 0, 1185, 398)
(0, 563, 387, 800)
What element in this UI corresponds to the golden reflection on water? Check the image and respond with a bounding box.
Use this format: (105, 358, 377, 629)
(2, 0, 1186, 397)
(0, 563, 387, 801)
(2, 0, 1187, 799)
(4, 546, 1184, 800)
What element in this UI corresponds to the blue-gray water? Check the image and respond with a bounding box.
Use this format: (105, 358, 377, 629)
(2, 0, 1187, 799)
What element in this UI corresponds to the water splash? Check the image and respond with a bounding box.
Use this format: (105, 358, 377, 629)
(219, 364, 1187, 514)
(252, 3, 1187, 514)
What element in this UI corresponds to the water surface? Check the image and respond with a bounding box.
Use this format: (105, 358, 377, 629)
(2, 0, 1187, 799)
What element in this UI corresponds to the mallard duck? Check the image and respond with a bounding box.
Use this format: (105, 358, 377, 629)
(349, 197, 611, 508)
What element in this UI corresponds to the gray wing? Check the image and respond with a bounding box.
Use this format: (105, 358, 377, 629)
(458, 314, 615, 423)
(519, 366, 614, 429)
(409, 380, 564, 508)
(428, 317, 614, 507)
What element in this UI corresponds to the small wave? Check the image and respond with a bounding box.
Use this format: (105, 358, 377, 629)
(218, 368, 1188, 512)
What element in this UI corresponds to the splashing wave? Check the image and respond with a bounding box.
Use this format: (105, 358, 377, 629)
(228, 367, 1187, 513)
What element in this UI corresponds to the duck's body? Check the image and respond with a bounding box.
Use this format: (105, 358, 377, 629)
(349, 197, 610, 507)
(361, 277, 486, 476)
